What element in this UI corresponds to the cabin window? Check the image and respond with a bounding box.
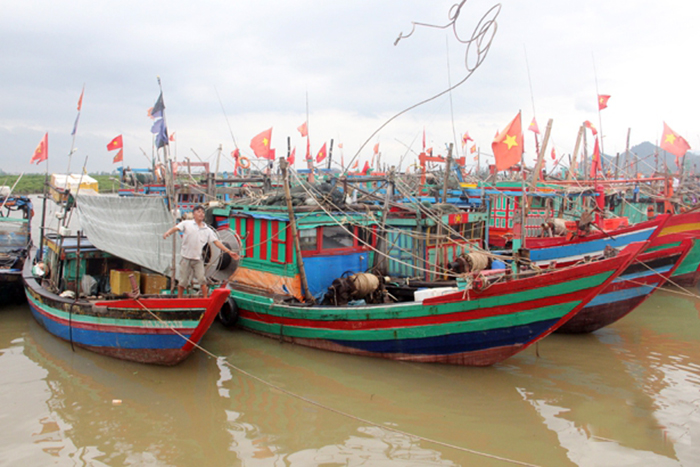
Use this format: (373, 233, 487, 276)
(356, 225, 374, 248)
(299, 229, 317, 251)
(530, 197, 546, 209)
(322, 225, 354, 250)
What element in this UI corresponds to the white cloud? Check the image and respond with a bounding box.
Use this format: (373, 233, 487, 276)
(1, 0, 699, 174)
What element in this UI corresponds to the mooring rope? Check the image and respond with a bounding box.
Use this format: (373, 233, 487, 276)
(131, 296, 540, 466)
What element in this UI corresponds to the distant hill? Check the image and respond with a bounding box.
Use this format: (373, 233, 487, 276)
(601, 142, 699, 176)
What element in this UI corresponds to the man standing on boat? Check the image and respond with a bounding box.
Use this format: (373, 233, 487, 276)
(163, 205, 239, 298)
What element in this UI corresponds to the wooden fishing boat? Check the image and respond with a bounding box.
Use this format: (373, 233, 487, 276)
(211, 178, 645, 366)
(225, 241, 643, 366)
(0, 194, 33, 304)
(23, 232, 230, 365)
(556, 238, 692, 333)
(505, 210, 700, 333)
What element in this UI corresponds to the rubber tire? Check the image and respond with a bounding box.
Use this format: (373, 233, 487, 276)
(218, 297, 239, 327)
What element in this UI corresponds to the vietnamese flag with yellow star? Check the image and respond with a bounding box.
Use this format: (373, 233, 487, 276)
(492, 112, 523, 171)
(30, 133, 48, 165)
(250, 127, 274, 159)
(598, 94, 611, 110)
(107, 135, 123, 151)
(660, 122, 690, 158)
(315, 142, 327, 163)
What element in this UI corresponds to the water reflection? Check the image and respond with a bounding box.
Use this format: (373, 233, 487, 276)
(3, 285, 700, 466)
(507, 288, 700, 466)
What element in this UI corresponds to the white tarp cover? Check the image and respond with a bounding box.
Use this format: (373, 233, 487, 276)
(76, 194, 179, 275)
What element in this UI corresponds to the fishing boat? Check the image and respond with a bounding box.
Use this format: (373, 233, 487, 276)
(0, 193, 33, 304)
(23, 193, 231, 366)
(212, 163, 645, 366)
(491, 212, 698, 333)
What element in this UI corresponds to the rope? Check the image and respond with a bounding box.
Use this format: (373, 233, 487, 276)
(131, 295, 540, 466)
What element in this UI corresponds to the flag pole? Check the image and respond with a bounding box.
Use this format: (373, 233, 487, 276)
(523, 45, 541, 156)
(592, 54, 605, 157)
(305, 91, 313, 183)
(66, 84, 84, 174)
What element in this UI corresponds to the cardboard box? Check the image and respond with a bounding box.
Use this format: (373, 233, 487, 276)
(140, 273, 169, 295)
(110, 270, 141, 295)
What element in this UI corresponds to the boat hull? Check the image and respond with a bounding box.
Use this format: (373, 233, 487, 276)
(0, 268, 27, 304)
(556, 241, 691, 333)
(231, 243, 643, 366)
(24, 269, 229, 366)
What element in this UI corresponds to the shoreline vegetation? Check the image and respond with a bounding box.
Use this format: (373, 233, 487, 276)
(0, 173, 118, 195)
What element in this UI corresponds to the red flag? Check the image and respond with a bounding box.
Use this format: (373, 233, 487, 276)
(297, 121, 308, 137)
(107, 135, 123, 151)
(30, 133, 48, 165)
(426, 147, 433, 156)
(461, 132, 473, 147)
(169, 132, 176, 142)
(373, 143, 379, 155)
(528, 117, 540, 135)
(422, 127, 426, 151)
(351, 159, 359, 170)
(551, 148, 556, 160)
(338, 142, 343, 149)
(77, 86, 85, 111)
(598, 94, 611, 110)
(492, 113, 524, 171)
(660, 122, 691, 158)
(250, 127, 274, 159)
(288, 147, 296, 165)
(361, 160, 370, 175)
(470, 145, 477, 154)
(584, 120, 598, 136)
(316, 142, 327, 163)
(590, 137, 601, 178)
(112, 148, 124, 164)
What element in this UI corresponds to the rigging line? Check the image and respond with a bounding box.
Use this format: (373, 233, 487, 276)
(523, 45, 537, 121)
(290, 169, 515, 276)
(130, 296, 539, 466)
(214, 86, 238, 150)
(343, 3, 501, 176)
(289, 169, 460, 277)
(445, 35, 458, 151)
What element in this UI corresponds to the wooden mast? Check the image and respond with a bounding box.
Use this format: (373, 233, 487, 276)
(280, 158, 315, 303)
(568, 125, 584, 181)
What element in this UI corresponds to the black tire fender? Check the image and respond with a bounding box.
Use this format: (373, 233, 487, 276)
(218, 296, 239, 327)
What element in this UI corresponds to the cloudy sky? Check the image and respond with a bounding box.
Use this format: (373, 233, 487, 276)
(2, 0, 698, 175)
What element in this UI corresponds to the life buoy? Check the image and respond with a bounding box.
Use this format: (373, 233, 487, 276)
(239, 156, 251, 170)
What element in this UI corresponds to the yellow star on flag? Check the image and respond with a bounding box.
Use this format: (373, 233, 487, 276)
(665, 133, 676, 145)
(504, 134, 518, 150)
(263, 137, 269, 146)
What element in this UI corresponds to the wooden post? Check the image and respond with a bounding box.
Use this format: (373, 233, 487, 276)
(280, 158, 315, 303)
(568, 125, 584, 181)
(373, 170, 394, 275)
(327, 139, 334, 170)
(529, 119, 553, 190)
(624, 128, 631, 179)
(442, 143, 453, 203)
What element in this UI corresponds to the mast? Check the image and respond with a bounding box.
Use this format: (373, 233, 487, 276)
(568, 125, 584, 181)
(280, 158, 314, 303)
(442, 144, 453, 203)
(529, 118, 553, 190)
(623, 128, 631, 179)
